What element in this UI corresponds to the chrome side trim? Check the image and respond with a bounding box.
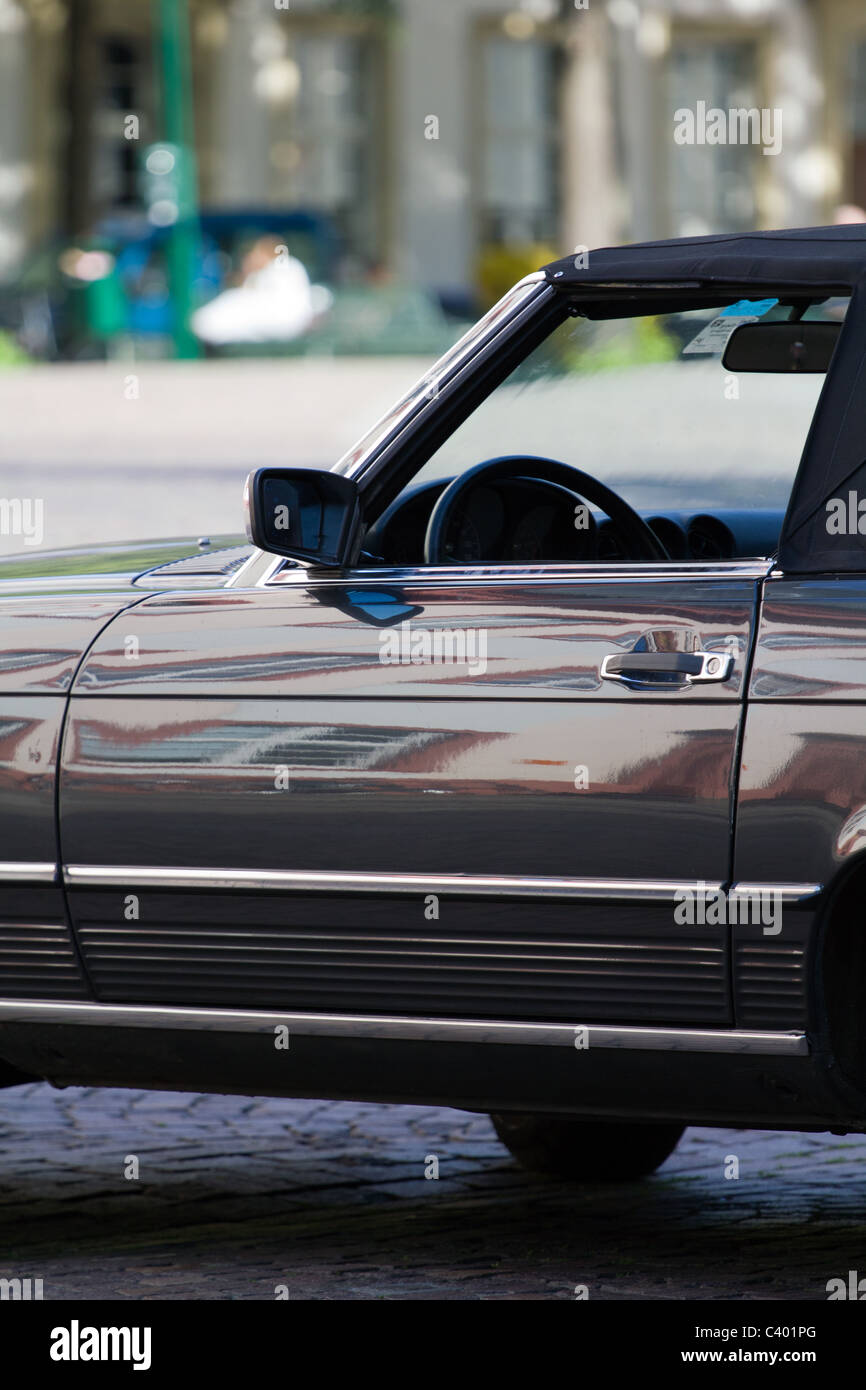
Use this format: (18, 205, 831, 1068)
(63, 866, 823, 904)
(0, 999, 809, 1054)
(64, 867, 722, 900)
(266, 560, 774, 587)
(0, 862, 56, 883)
(731, 883, 822, 903)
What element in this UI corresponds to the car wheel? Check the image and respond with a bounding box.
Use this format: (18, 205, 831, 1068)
(490, 1114, 685, 1180)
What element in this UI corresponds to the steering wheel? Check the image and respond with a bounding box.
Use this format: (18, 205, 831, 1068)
(423, 455, 670, 564)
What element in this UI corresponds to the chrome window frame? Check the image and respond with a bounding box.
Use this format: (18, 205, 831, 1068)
(262, 558, 774, 588)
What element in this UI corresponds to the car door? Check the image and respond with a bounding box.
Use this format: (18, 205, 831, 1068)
(57, 278, 833, 1036)
(58, 557, 754, 1028)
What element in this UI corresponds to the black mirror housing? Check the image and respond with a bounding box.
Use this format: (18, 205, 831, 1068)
(722, 320, 840, 373)
(244, 468, 360, 567)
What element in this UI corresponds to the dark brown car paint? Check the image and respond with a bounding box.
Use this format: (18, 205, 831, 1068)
(1, 246, 866, 1128)
(0, 555, 860, 1124)
(57, 572, 757, 1030)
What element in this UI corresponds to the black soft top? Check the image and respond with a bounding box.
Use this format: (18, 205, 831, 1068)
(543, 224, 866, 290)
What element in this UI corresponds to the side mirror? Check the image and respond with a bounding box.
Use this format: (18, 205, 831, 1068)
(722, 320, 839, 373)
(244, 467, 360, 567)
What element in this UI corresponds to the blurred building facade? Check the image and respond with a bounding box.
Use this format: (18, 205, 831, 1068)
(0, 0, 862, 301)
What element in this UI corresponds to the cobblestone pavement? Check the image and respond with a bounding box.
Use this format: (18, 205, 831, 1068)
(1, 1082, 865, 1300)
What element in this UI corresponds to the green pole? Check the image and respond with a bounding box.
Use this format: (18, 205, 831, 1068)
(158, 0, 200, 359)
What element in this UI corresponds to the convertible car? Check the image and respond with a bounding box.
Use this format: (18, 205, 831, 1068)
(5, 224, 866, 1181)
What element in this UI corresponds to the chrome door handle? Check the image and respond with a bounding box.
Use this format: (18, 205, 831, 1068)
(600, 650, 734, 686)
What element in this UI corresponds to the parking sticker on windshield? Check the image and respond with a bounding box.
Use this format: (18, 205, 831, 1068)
(683, 298, 779, 355)
(719, 298, 779, 317)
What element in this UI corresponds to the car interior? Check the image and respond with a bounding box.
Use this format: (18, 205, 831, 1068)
(363, 473, 786, 567)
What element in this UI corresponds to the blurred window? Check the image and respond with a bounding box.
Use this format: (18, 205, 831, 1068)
(667, 37, 761, 237)
(478, 34, 560, 245)
(91, 36, 149, 211)
(277, 33, 381, 262)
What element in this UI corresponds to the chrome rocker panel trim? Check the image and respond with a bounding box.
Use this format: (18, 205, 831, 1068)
(0, 999, 809, 1055)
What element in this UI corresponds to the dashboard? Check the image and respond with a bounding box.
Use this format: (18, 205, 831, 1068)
(363, 476, 784, 566)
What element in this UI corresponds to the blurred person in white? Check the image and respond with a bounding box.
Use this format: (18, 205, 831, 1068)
(192, 235, 332, 346)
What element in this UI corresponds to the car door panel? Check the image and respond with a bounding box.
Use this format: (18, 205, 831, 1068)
(59, 571, 758, 1026)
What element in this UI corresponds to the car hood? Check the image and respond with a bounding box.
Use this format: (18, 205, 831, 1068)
(0, 535, 251, 597)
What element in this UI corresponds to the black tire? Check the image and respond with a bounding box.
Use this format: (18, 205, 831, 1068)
(491, 1114, 684, 1180)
